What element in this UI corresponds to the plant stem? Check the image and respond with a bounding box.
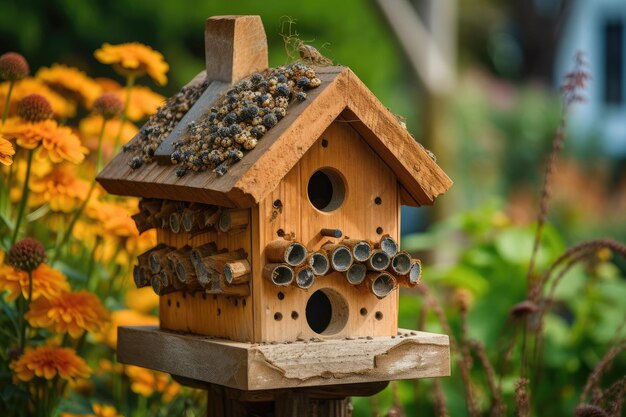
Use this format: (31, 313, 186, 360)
(52, 120, 107, 263)
(2, 80, 15, 125)
(113, 74, 135, 153)
(11, 148, 35, 246)
(17, 270, 33, 352)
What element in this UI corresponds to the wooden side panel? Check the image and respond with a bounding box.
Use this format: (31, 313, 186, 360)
(253, 120, 399, 342)
(158, 212, 254, 342)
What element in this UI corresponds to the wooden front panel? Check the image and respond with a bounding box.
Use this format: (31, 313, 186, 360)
(253, 120, 399, 342)
(158, 215, 254, 342)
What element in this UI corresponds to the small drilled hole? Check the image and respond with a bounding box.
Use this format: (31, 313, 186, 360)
(234, 299, 238, 307)
(321, 139, 329, 147)
(167, 299, 171, 307)
(242, 299, 247, 307)
(291, 311, 299, 320)
(375, 311, 383, 320)
(277, 292, 285, 300)
(274, 312, 283, 321)
(213, 295, 217, 300)
(277, 228, 285, 237)
(360, 308, 368, 316)
(182, 293, 187, 299)
(217, 308, 221, 316)
(273, 199, 283, 209)
(376, 227, 383, 235)
(375, 197, 382, 205)
(176, 301, 180, 308)
(202, 294, 207, 300)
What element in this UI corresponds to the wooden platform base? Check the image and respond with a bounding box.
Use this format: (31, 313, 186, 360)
(117, 326, 450, 391)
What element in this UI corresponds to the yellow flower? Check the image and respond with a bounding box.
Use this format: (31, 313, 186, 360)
(97, 358, 124, 375)
(0, 137, 15, 165)
(26, 291, 109, 338)
(125, 287, 159, 314)
(61, 403, 123, 417)
(0, 263, 70, 301)
(95, 43, 169, 86)
(2, 119, 88, 164)
(79, 115, 137, 158)
(86, 200, 138, 238)
(10, 345, 90, 383)
(0, 78, 76, 118)
(37, 64, 102, 107)
(124, 365, 180, 402)
(100, 309, 158, 349)
(111, 85, 164, 121)
(30, 163, 90, 212)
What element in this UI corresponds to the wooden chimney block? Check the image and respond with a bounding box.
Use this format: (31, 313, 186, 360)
(205, 15, 268, 83)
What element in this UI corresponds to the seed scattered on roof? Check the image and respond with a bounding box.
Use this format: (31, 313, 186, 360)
(128, 64, 321, 176)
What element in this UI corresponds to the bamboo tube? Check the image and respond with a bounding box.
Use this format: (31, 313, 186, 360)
(367, 249, 390, 271)
(408, 259, 422, 286)
(132, 265, 150, 288)
(154, 201, 180, 229)
(323, 243, 353, 272)
(378, 234, 398, 257)
(151, 273, 178, 296)
(266, 240, 307, 266)
(306, 251, 330, 276)
(138, 198, 163, 216)
(218, 208, 248, 233)
(202, 206, 222, 229)
(390, 251, 412, 275)
(320, 228, 342, 238)
(205, 280, 250, 296)
(224, 259, 251, 285)
(190, 242, 219, 266)
(169, 212, 182, 233)
(263, 263, 294, 286)
(294, 265, 315, 289)
(346, 263, 367, 285)
(148, 246, 175, 273)
(181, 203, 205, 232)
(366, 272, 397, 299)
(343, 239, 372, 262)
(131, 212, 154, 234)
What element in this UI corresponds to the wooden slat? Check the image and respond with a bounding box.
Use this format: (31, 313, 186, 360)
(117, 326, 450, 391)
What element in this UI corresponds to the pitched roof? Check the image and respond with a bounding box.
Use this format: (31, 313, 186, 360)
(96, 66, 452, 208)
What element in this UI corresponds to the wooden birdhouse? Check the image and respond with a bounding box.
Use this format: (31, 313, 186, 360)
(97, 15, 453, 397)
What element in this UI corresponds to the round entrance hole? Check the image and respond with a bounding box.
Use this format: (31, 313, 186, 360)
(305, 288, 349, 335)
(307, 168, 346, 212)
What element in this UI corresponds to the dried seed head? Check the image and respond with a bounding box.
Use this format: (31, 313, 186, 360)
(296, 91, 307, 102)
(452, 288, 474, 312)
(92, 92, 123, 120)
(17, 94, 53, 122)
(574, 405, 609, 417)
(509, 300, 539, 319)
(262, 113, 277, 128)
(0, 52, 29, 81)
(7, 238, 47, 272)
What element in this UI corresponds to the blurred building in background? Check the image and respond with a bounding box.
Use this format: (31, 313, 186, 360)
(556, 0, 626, 158)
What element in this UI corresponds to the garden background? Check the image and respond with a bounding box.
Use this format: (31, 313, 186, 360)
(1, 0, 625, 416)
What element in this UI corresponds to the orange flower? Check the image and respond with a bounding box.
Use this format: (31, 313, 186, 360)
(30, 163, 90, 212)
(2, 119, 88, 163)
(37, 64, 102, 107)
(10, 345, 90, 383)
(79, 115, 137, 157)
(100, 309, 158, 349)
(0, 78, 76, 118)
(111, 85, 164, 121)
(86, 200, 138, 238)
(26, 291, 109, 338)
(61, 403, 123, 417)
(125, 365, 180, 402)
(0, 137, 15, 165)
(0, 263, 69, 301)
(95, 43, 169, 86)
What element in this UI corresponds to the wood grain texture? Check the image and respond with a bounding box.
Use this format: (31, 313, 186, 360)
(117, 326, 450, 390)
(204, 16, 268, 84)
(97, 66, 452, 208)
(253, 120, 400, 342)
(157, 218, 254, 342)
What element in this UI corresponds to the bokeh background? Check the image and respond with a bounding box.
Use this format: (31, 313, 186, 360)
(2, 0, 625, 415)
